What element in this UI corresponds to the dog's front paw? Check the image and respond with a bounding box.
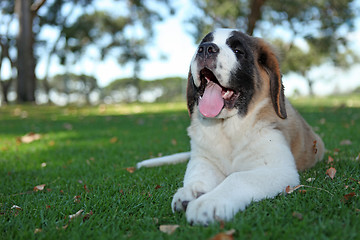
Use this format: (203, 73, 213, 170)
(185, 195, 241, 225)
(171, 182, 207, 212)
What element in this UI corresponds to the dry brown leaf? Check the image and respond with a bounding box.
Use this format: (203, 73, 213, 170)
(292, 211, 303, 220)
(109, 137, 118, 143)
(69, 209, 84, 220)
(73, 195, 81, 203)
(84, 184, 90, 192)
(34, 228, 42, 234)
(126, 167, 136, 173)
(18, 132, 41, 143)
(171, 139, 177, 146)
(210, 229, 236, 240)
(327, 156, 334, 164)
(33, 184, 46, 192)
(159, 224, 179, 235)
(82, 210, 93, 222)
(285, 185, 304, 194)
(326, 167, 336, 179)
(342, 192, 356, 203)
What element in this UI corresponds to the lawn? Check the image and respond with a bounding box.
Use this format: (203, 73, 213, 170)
(0, 96, 359, 239)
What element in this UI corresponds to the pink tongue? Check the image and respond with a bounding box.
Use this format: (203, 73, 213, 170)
(199, 82, 224, 118)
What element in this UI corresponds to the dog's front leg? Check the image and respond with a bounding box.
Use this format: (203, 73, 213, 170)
(171, 157, 225, 212)
(185, 164, 299, 225)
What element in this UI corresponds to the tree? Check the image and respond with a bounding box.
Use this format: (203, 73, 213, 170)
(15, 0, 47, 103)
(187, 0, 359, 95)
(0, 0, 174, 104)
(0, 0, 16, 104)
(49, 73, 98, 105)
(102, 77, 186, 103)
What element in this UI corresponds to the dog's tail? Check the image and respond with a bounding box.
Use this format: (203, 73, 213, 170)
(136, 152, 190, 169)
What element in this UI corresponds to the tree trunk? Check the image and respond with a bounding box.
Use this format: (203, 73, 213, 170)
(16, 0, 36, 103)
(0, 80, 12, 104)
(247, 0, 266, 36)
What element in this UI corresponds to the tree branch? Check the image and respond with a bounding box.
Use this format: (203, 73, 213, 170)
(247, 0, 267, 36)
(31, 0, 47, 13)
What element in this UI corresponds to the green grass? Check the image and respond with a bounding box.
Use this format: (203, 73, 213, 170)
(0, 97, 359, 239)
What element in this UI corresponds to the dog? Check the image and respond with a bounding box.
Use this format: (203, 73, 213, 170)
(137, 29, 324, 225)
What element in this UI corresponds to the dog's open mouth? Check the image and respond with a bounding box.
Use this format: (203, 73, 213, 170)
(198, 68, 239, 118)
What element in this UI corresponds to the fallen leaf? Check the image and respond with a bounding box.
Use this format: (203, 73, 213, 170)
(327, 156, 334, 164)
(326, 167, 336, 179)
(349, 178, 360, 185)
(34, 228, 42, 234)
(333, 148, 340, 153)
(69, 209, 84, 220)
(18, 132, 41, 144)
(155, 185, 162, 190)
(126, 167, 136, 173)
(109, 137, 118, 143)
(342, 192, 356, 203)
(285, 185, 304, 194)
(306, 178, 315, 182)
(82, 210, 93, 222)
(73, 195, 81, 203)
(171, 139, 177, 146)
(159, 225, 179, 235)
(210, 229, 236, 240)
(340, 139, 352, 145)
(33, 184, 46, 192)
(11, 205, 22, 210)
(292, 211, 303, 220)
(84, 184, 90, 192)
(48, 140, 55, 146)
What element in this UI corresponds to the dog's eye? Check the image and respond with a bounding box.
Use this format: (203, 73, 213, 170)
(234, 49, 245, 55)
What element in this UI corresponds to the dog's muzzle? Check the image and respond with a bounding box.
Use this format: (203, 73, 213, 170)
(197, 68, 239, 118)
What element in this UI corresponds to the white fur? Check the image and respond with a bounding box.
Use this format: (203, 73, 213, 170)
(136, 152, 190, 168)
(138, 30, 301, 225)
(171, 104, 299, 225)
(191, 29, 238, 89)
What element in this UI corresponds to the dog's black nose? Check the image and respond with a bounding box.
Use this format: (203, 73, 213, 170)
(197, 43, 219, 58)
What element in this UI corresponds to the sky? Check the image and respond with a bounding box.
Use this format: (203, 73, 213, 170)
(84, 0, 360, 96)
(3, 0, 360, 97)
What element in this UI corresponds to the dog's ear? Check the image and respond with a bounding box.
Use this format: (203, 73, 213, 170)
(257, 39, 287, 119)
(186, 70, 196, 117)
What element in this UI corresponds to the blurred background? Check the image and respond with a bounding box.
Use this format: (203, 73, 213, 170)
(0, 0, 359, 106)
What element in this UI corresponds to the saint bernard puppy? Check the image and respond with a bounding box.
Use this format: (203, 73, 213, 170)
(137, 29, 324, 225)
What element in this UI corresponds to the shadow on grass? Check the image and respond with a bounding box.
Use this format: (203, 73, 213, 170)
(1, 102, 359, 239)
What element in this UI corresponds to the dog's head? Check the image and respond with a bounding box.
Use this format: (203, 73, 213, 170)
(187, 29, 286, 119)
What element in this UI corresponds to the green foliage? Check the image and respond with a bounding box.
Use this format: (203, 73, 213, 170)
(188, 0, 359, 81)
(0, 97, 359, 239)
(102, 77, 186, 103)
